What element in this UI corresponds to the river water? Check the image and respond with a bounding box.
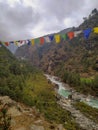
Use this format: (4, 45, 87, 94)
(45, 74, 71, 98)
(45, 74, 98, 109)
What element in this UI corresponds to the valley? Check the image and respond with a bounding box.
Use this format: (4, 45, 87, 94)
(0, 9, 98, 130)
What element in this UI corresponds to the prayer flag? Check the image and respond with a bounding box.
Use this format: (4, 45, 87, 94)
(44, 36, 51, 43)
(35, 38, 39, 44)
(93, 27, 98, 33)
(26, 40, 31, 45)
(40, 37, 44, 45)
(28, 40, 31, 46)
(10, 41, 14, 44)
(49, 35, 54, 41)
(20, 40, 24, 44)
(74, 30, 82, 37)
(83, 28, 92, 39)
(61, 34, 67, 40)
(31, 39, 35, 46)
(15, 41, 19, 46)
(55, 34, 60, 43)
(18, 40, 25, 47)
(17, 40, 21, 46)
(67, 32, 74, 39)
(5, 42, 9, 46)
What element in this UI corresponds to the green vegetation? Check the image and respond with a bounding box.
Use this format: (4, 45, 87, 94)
(54, 33, 98, 97)
(0, 46, 84, 130)
(15, 9, 98, 99)
(0, 46, 39, 101)
(22, 74, 84, 130)
(61, 70, 98, 96)
(0, 105, 11, 130)
(0, 9, 98, 130)
(74, 102, 98, 124)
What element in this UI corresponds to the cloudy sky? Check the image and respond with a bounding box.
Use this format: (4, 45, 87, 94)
(0, 0, 98, 41)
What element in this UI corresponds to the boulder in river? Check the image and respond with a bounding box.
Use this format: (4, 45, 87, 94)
(54, 84, 59, 89)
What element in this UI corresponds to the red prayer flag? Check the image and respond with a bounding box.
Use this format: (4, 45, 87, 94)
(67, 32, 74, 39)
(40, 37, 44, 45)
(5, 42, 9, 46)
(20, 40, 24, 44)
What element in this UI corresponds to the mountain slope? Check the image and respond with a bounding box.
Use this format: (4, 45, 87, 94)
(0, 45, 86, 130)
(15, 9, 98, 97)
(15, 9, 98, 75)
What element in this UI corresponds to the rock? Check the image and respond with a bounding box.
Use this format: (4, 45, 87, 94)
(0, 96, 57, 130)
(0, 96, 16, 105)
(17, 104, 24, 112)
(48, 79, 51, 84)
(56, 124, 63, 130)
(49, 125, 55, 129)
(14, 127, 27, 130)
(54, 84, 59, 89)
(68, 94, 72, 99)
(30, 125, 45, 130)
(54, 77, 60, 81)
(55, 93, 62, 100)
(7, 106, 22, 117)
(11, 119, 16, 127)
(34, 119, 43, 124)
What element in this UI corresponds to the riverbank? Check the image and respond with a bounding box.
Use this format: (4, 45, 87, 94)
(45, 74, 98, 130)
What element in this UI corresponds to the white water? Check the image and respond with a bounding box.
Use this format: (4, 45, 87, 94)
(45, 74, 71, 98)
(84, 99, 98, 109)
(45, 74, 65, 90)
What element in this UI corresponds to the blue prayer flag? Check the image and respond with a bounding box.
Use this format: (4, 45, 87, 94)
(83, 28, 92, 39)
(27, 40, 31, 45)
(10, 41, 14, 44)
(49, 35, 54, 41)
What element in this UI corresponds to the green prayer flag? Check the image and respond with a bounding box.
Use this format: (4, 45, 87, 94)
(61, 34, 67, 40)
(35, 38, 39, 44)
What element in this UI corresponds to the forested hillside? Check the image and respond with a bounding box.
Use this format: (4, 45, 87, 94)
(0, 45, 38, 101)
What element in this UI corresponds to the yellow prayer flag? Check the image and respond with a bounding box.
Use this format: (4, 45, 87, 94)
(55, 34, 60, 43)
(15, 41, 18, 46)
(31, 39, 35, 45)
(94, 27, 98, 33)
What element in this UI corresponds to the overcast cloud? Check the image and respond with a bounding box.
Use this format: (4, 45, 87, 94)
(0, 0, 98, 41)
